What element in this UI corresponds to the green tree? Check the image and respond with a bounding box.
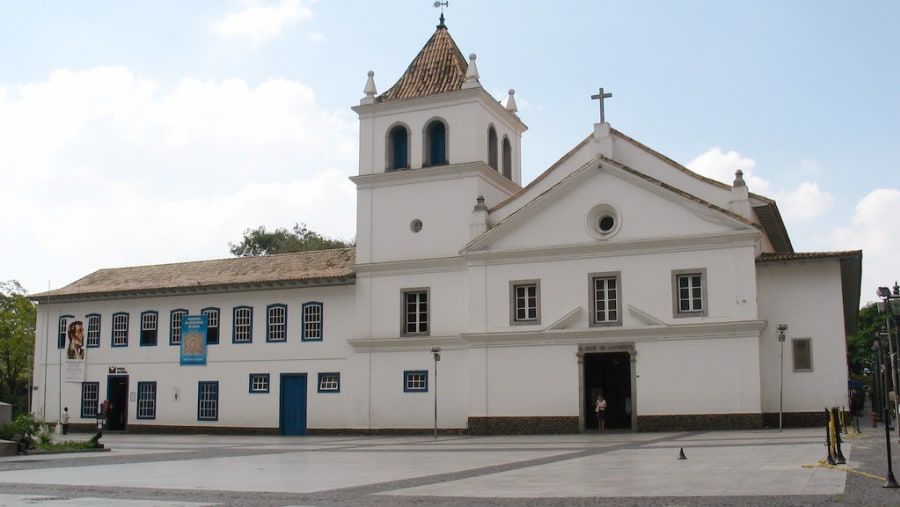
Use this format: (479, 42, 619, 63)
(847, 303, 886, 377)
(0, 281, 36, 415)
(229, 222, 352, 257)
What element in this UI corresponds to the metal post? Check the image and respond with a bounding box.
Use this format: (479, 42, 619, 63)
(885, 406, 899, 488)
(878, 287, 900, 435)
(777, 324, 787, 431)
(431, 347, 441, 440)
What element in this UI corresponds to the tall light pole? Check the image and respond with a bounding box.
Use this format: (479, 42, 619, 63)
(431, 347, 441, 440)
(776, 324, 788, 431)
(877, 283, 900, 435)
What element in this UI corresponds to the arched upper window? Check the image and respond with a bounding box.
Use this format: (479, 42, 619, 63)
(387, 124, 409, 171)
(488, 126, 498, 171)
(424, 119, 447, 166)
(502, 136, 512, 179)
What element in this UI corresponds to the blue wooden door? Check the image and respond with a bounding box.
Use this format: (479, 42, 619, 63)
(280, 374, 307, 435)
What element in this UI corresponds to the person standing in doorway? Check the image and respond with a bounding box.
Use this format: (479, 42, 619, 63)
(595, 392, 608, 430)
(61, 407, 70, 435)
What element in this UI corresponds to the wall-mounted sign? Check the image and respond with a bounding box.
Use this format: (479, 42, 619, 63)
(180, 315, 208, 366)
(108, 366, 128, 374)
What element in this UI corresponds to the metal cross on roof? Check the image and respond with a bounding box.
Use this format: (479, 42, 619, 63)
(591, 87, 613, 123)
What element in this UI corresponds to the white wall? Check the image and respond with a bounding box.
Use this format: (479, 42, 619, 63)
(757, 259, 850, 412)
(635, 336, 762, 415)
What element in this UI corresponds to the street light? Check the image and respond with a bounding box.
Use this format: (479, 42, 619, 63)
(877, 283, 900, 435)
(776, 324, 788, 432)
(431, 346, 441, 440)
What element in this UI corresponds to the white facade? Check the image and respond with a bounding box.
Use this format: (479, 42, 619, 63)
(30, 24, 861, 434)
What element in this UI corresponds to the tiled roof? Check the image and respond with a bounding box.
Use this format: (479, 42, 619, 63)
(756, 251, 861, 263)
(32, 248, 356, 301)
(377, 26, 468, 102)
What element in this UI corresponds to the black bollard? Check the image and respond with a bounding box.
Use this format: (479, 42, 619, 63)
(825, 408, 836, 466)
(833, 408, 846, 464)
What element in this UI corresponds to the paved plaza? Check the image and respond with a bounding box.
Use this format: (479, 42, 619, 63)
(0, 426, 899, 506)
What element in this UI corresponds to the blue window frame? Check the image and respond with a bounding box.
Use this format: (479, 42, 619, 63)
(403, 370, 428, 393)
(425, 119, 447, 166)
(170, 309, 188, 345)
(112, 312, 129, 347)
(198, 381, 219, 421)
(318, 372, 341, 393)
(266, 304, 287, 342)
(488, 126, 498, 170)
(502, 136, 512, 179)
(140, 311, 158, 346)
(86, 313, 101, 348)
(202, 307, 220, 345)
(232, 306, 253, 343)
(58, 315, 74, 349)
(136, 381, 157, 419)
(81, 382, 100, 418)
(302, 302, 323, 341)
(249, 373, 270, 393)
(388, 124, 409, 170)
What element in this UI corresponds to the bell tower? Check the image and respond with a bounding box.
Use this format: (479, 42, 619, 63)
(351, 20, 527, 265)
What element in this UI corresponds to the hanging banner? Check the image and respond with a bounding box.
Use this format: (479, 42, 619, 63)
(63, 319, 86, 382)
(180, 314, 208, 365)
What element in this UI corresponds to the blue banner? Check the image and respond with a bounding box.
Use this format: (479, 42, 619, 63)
(180, 315, 208, 365)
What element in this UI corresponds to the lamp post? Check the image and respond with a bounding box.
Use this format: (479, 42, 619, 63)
(776, 324, 788, 431)
(873, 339, 885, 423)
(875, 330, 900, 488)
(877, 283, 900, 436)
(431, 346, 441, 440)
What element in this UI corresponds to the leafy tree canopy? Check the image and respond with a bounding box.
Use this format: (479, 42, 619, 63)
(229, 223, 352, 257)
(0, 281, 36, 415)
(847, 302, 890, 376)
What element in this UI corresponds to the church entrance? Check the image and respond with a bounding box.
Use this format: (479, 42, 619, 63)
(584, 351, 632, 431)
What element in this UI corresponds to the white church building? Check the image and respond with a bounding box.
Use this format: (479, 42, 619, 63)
(31, 20, 861, 435)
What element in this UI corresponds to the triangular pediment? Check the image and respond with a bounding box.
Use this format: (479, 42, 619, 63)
(464, 158, 758, 253)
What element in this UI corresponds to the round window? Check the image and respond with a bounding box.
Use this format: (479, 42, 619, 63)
(410, 219, 423, 233)
(586, 204, 621, 239)
(598, 215, 615, 233)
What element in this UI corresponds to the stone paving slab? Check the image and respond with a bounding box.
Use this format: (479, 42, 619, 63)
(0, 495, 216, 506)
(385, 442, 845, 498)
(0, 449, 569, 494)
(0, 428, 866, 506)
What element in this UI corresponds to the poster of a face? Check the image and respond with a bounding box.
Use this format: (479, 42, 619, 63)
(63, 317, 87, 383)
(67, 320, 86, 360)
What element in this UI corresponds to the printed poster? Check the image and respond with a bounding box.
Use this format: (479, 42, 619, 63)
(180, 314, 208, 365)
(63, 319, 86, 382)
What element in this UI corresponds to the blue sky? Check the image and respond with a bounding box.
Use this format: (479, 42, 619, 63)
(1, 0, 897, 307)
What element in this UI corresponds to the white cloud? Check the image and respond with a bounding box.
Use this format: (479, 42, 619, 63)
(213, 0, 315, 48)
(687, 148, 834, 223)
(0, 65, 357, 294)
(832, 188, 900, 304)
(686, 147, 764, 190)
(770, 182, 834, 223)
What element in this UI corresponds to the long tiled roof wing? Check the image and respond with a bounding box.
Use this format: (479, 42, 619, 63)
(32, 248, 356, 300)
(377, 26, 468, 102)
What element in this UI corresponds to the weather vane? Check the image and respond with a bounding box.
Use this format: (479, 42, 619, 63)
(434, 1, 448, 27)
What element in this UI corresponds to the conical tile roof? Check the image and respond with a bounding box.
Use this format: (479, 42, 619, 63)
(377, 25, 468, 102)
